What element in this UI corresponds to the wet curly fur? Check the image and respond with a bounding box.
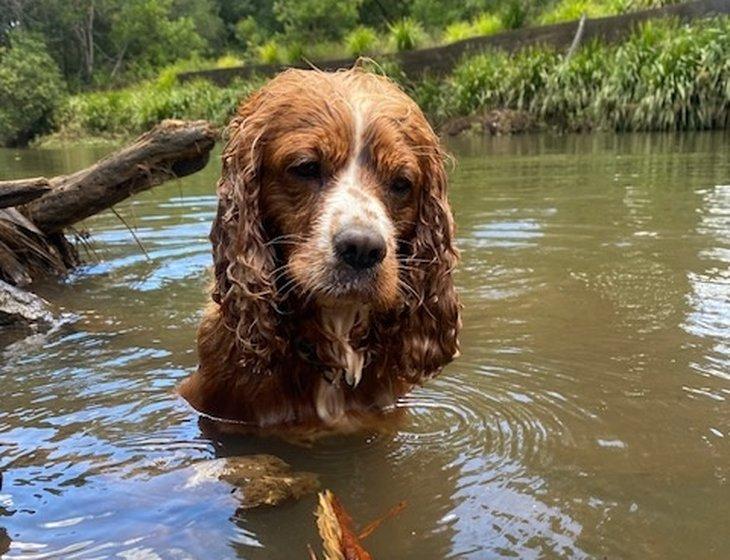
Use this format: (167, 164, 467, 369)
(179, 68, 460, 431)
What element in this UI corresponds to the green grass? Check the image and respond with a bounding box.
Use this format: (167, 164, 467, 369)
(345, 26, 379, 57)
(48, 16, 729, 140)
(389, 19, 426, 52)
(406, 16, 729, 132)
(54, 77, 261, 138)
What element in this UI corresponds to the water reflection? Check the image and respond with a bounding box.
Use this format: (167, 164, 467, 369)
(1, 131, 729, 558)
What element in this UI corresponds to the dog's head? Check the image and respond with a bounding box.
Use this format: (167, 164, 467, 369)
(211, 68, 459, 381)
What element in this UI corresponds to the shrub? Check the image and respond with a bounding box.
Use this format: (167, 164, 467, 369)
(443, 21, 474, 43)
(215, 54, 244, 69)
(284, 42, 305, 64)
(258, 40, 283, 64)
(345, 26, 378, 57)
(443, 13, 503, 44)
(274, 0, 361, 42)
(537, 0, 617, 25)
(0, 32, 65, 146)
(473, 13, 504, 36)
(55, 77, 261, 138)
(501, 0, 530, 29)
(389, 18, 425, 52)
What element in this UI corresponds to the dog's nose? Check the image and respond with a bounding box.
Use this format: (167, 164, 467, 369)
(334, 227, 386, 270)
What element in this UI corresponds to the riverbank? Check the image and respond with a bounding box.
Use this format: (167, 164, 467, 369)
(39, 15, 729, 144)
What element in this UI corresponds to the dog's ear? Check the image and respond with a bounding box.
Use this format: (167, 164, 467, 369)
(397, 146, 461, 381)
(210, 94, 287, 373)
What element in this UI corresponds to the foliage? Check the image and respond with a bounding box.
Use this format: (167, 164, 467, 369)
(0, 31, 64, 146)
(55, 77, 261, 138)
(537, 0, 620, 25)
(109, 0, 206, 79)
(443, 13, 503, 43)
(413, 16, 730, 132)
(258, 40, 283, 64)
(273, 0, 362, 42)
(345, 26, 379, 57)
(410, 0, 495, 28)
(389, 19, 425, 52)
(500, 0, 530, 29)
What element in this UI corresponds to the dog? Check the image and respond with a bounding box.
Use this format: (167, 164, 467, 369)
(179, 68, 460, 432)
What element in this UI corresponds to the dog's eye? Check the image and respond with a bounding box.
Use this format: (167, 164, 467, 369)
(390, 177, 412, 197)
(289, 161, 321, 181)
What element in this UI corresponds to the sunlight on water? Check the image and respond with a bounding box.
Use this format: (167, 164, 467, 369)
(1, 132, 729, 558)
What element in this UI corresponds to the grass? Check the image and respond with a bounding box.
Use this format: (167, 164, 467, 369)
(389, 19, 426, 52)
(53, 77, 261, 139)
(407, 16, 729, 132)
(345, 26, 379, 57)
(46, 16, 729, 141)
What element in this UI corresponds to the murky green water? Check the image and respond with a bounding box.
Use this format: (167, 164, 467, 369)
(1, 132, 728, 559)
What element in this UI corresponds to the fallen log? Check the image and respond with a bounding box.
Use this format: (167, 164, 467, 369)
(0, 177, 51, 208)
(0, 119, 217, 333)
(24, 119, 217, 234)
(0, 119, 217, 289)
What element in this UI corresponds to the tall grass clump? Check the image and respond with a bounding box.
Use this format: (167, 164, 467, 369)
(345, 26, 379, 57)
(258, 40, 283, 64)
(441, 16, 729, 132)
(444, 13, 504, 43)
(55, 77, 260, 138)
(537, 0, 619, 24)
(389, 19, 425, 52)
(595, 17, 730, 130)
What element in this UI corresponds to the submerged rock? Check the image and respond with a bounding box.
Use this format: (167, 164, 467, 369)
(0, 279, 53, 328)
(185, 455, 320, 509)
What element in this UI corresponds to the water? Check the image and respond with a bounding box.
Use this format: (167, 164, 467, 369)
(1, 132, 729, 559)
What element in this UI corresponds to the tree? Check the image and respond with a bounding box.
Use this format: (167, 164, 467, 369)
(0, 31, 64, 146)
(273, 0, 362, 42)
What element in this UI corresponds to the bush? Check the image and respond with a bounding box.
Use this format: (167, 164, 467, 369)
(444, 21, 475, 43)
(501, 1, 530, 29)
(55, 77, 261, 138)
(389, 18, 425, 52)
(473, 13, 504, 36)
(0, 32, 65, 146)
(443, 13, 503, 44)
(274, 0, 362, 42)
(537, 0, 618, 25)
(439, 16, 729, 132)
(345, 26, 378, 57)
(258, 40, 283, 64)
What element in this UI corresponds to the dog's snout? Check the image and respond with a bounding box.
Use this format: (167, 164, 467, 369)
(334, 227, 386, 270)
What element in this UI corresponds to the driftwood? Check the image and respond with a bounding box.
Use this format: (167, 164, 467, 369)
(0, 178, 51, 208)
(24, 119, 217, 234)
(0, 119, 217, 330)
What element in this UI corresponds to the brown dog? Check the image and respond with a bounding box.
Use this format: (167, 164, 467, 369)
(179, 68, 460, 432)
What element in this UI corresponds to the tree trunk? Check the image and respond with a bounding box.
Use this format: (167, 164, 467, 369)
(23, 119, 217, 234)
(0, 178, 51, 208)
(0, 119, 217, 293)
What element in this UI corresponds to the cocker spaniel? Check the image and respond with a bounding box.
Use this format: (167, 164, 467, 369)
(179, 68, 460, 432)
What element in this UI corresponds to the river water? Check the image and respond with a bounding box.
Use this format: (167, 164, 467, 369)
(0, 132, 728, 559)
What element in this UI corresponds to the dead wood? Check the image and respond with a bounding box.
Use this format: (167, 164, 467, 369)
(23, 119, 217, 234)
(0, 120, 217, 333)
(0, 119, 217, 290)
(0, 177, 51, 208)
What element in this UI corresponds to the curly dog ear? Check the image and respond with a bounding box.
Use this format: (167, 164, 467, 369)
(210, 92, 287, 375)
(396, 144, 461, 382)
